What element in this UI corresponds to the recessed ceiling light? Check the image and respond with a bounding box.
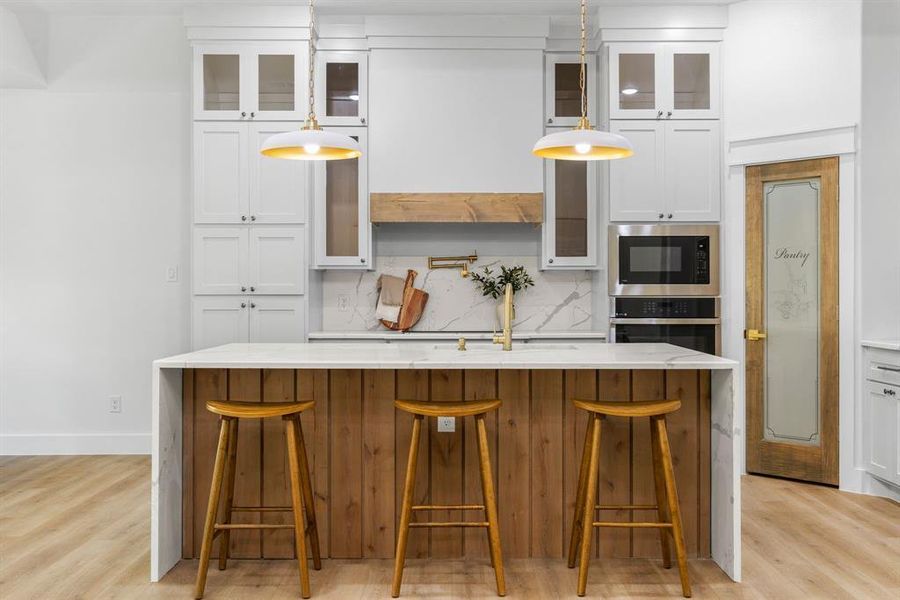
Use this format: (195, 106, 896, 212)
(621, 87, 639, 95)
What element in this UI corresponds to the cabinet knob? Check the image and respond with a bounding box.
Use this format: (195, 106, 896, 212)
(360, 117, 366, 124)
(250, 286, 255, 292)
(667, 213, 673, 219)
(250, 215, 256, 221)
(656, 110, 663, 119)
(886, 388, 897, 396)
(241, 111, 246, 118)
(241, 215, 247, 221)
(548, 258, 554, 264)
(360, 258, 365, 264)
(240, 302, 246, 308)
(666, 110, 673, 118)
(250, 302, 256, 308)
(548, 118, 553, 124)
(250, 111, 256, 118)
(241, 286, 247, 292)
(658, 213, 664, 219)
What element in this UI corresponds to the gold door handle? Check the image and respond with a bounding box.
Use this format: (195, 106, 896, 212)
(745, 329, 767, 341)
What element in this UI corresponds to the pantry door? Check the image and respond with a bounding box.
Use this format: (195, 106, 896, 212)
(745, 157, 839, 485)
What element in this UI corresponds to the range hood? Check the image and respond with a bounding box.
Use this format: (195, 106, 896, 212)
(370, 192, 543, 224)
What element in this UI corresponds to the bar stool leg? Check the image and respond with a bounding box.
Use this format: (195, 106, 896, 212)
(649, 418, 672, 569)
(194, 417, 232, 599)
(284, 417, 312, 599)
(392, 415, 423, 598)
(291, 415, 322, 570)
(218, 418, 240, 570)
(653, 416, 692, 598)
(567, 416, 596, 568)
(576, 414, 602, 597)
(476, 414, 506, 597)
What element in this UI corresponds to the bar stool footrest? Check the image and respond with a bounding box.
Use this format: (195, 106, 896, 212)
(230, 506, 294, 512)
(411, 504, 485, 511)
(592, 521, 673, 528)
(215, 523, 297, 530)
(596, 504, 658, 510)
(409, 521, 490, 528)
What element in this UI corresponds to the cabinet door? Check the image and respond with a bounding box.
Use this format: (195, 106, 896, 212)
(193, 227, 249, 295)
(608, 43, 665, 120)
(250, 44, 307, 121)
(664, 121, 721, 221)
(249, 123, 307, 223)
(665, 43, 720, 119)
(193, 122, 249, 224)
(249, 297, 307, 342)
(191, 297, 249, 350)
(865, 381, 899, 484)
(545, 53, 597, 127)
(315, 51, 368, 126)
(314, 127, 369, 268)
(193, 45, 248, 120)
(249, 226, 305, 295)
(543, 135, 597, 268)
(608, 121, 665, 221)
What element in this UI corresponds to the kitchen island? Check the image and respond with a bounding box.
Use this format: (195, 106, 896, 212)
(151, 343, 740, 583)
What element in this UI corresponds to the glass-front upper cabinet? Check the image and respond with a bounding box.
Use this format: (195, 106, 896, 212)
(609, 42, 719, 119)
(542, 128, 598, 269)
(315, 51, 368, 126)
(545, 53, 597, 127)
(313, 127, 369, 268)
(193, 43, 307, 121)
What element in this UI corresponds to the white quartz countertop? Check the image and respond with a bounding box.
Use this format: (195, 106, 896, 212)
(861, 339, 900, 351)
(154, 342, 737, 370)
(308, 330, 607, 341)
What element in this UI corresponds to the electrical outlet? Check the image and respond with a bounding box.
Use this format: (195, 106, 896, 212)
(337, 295, 349, 312)
(109, 395, 122, 413)
(166, 266, 178, 283)
(437, 416, 455, 432)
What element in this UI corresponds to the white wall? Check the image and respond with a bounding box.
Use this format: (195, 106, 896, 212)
(721, 0, 862, 483)
(860, 0, 900, 342)
(0, 14, 191, 454)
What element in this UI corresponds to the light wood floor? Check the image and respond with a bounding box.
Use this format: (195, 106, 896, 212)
(1, 456, 898, 599)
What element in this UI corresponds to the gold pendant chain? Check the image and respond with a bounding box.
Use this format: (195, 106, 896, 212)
(579, 0, 587, 124)
(306, 0, 319, 129)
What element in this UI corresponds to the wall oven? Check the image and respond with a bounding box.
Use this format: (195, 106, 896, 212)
(608, 224, 719, 296)
(610, 297, 721, 355)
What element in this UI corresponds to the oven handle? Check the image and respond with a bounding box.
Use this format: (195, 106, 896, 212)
(609, 318, 722, 325)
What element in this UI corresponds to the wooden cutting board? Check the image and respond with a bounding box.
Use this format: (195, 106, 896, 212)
(380, 270, 429, 332)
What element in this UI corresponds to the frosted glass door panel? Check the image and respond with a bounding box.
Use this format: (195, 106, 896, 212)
(764, 179, 821, 444)
(555, 63, 582, 118)
(203, 55, 240, 111)
(618, 54, 655, 111)
(326, 63, 359, 117)
(258, 54, 294, 112)
(555, 160, 588, 257)
(325, 142, 359, 257)
(673, 53, 710, 110)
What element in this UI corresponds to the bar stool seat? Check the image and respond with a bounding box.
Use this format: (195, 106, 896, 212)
(394, 399, 501, 417)
(568, 398, 692, 598)
(392, 398, 506, 597)
(194, 400, 321, 599)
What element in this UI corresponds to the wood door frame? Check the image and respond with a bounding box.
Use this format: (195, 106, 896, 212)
(745, 157, 839, 485)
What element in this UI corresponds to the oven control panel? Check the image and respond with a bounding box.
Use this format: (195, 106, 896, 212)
(613, 297, 718, 319)
(695, 238, 709, 281)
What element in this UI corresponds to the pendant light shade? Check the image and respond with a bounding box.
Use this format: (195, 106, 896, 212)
(260, 127, 362, 160)
(261, 0, 361, 162)
(533, 0, 632, 162)
(532, 127, 633, 161)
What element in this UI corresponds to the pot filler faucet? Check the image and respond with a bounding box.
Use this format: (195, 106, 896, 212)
(492, 283, 514, 351)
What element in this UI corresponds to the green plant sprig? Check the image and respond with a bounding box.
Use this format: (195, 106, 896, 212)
(470, 265, 535, 300)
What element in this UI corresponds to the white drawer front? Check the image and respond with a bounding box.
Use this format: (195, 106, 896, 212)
(866, 348, 900, 386)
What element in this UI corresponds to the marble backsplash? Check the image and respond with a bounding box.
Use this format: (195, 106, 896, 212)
(321, 256, 593, 332)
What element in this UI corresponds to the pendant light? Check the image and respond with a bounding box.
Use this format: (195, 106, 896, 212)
(260, 0, 362, 160)
(532, 0, 632, 161)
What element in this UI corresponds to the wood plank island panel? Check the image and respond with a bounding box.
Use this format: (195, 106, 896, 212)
(183, 369, 711, 560)
(370, 193, 544, 223)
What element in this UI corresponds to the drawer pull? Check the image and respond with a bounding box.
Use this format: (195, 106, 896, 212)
(875, 365, 900, 373)
(884, 388, 897, 396)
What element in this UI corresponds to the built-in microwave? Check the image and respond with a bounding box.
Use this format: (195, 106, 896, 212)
(608, 224, 719, 296)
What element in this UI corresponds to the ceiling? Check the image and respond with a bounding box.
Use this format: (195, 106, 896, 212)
(2, 0, 740, 17)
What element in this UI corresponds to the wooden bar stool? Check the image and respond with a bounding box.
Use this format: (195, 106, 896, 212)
(568, 399, 691, 598)
(392, 399, 506, 597)
(194, 400, 321, 599)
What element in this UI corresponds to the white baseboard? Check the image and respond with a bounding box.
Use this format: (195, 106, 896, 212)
(0, 433, 151, 455)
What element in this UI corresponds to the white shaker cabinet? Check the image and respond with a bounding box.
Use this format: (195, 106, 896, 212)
(315, 51, 368, 127)
(609, 120, 720, 222)
(194, 226, 305, 295)
(193, 43, 307, 121)
(545, 53, 597, 127)
(863, 347, 900, 487)
(192, 296, 306, 349)
(195, 122, 307, 224)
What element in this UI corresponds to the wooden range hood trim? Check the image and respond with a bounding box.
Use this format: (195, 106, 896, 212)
(370, 192, 543, 224)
